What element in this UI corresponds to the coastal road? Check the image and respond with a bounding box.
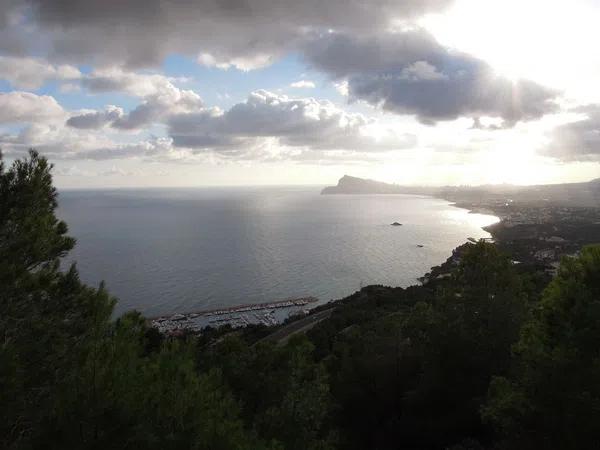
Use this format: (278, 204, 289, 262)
(258, 308, 335, 345)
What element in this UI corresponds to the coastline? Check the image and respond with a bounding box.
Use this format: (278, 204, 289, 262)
(450, 202, 501, 219)
(151, 296, 318, 334)
(152, 198, 500, 334)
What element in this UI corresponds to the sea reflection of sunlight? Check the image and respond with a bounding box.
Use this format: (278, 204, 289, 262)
(444, 208, 499, 229)
(467, 212, 500, 229)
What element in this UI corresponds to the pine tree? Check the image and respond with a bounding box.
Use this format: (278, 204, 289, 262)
(0, 151, 263, 449)
(484, 245, 600, 450)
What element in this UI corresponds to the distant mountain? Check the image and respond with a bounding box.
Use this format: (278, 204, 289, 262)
(321, 175, 600, 207)
(321, 175, 437, 195)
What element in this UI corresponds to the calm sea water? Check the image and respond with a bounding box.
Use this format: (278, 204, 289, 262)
(57, 187, 498, 316)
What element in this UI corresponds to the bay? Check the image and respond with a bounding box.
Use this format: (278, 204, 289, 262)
(58, 187, 498, 316)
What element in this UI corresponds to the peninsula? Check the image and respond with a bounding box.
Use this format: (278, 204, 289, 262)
(322, 174, 600, 271)
(321, 175, 436, 195)
(322, 174, 600, 207)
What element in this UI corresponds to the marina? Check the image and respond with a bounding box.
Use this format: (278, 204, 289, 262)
(150, 297, 319, 334)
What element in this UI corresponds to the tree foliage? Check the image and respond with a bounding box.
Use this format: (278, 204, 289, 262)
(0, 151, 262, 450)
(484, 245, 600, 450)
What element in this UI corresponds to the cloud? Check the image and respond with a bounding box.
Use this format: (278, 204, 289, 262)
(54, 164, 141, 177)
(197, 52, 275, 71)
(2, 85, 415, 164)
(334, 80, 349, 96)
(112, 91, 203, 130)
(99, 166, 139, 177)
(287, 148, 383, 164)
(399, 61, 447, 81)
(3, 0, 454, 68)
(1, 2, 560, 128)
(78, 137, 185, 161)
(53, 164, 171, 178)
(0, 122, 114, 158)
(303, 30, 559, 125)
(0, 55, 81, 89)
(67, 68, 204, 130)
(0, 91, 65, 123)
(53, 165, 97, 177)
(0, 121, 181, 161)
(542, 105, 600, 161)
(66, 106, 124, 129)
(290, 80, 316, 89)
(82, 68, 187, 98)
(168, 90, 416, 151)
(0, 63, 202, 132)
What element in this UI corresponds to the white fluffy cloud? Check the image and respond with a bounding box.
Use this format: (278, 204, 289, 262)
(82, 68, 187, 98)
(67, 69, 204, 130)
(0, 120, 182, 162)
(0, 91, 65, 123)
(69, 137, 180, 161)
(0, 55, 81, 89)
(3, 84, 416, 164)
(290, 80, 316, 89)
(3, 89, 417, 164)
(168, 90, 416, 151)
(113, 90, 203, 130)
(197, 52, 275, 71)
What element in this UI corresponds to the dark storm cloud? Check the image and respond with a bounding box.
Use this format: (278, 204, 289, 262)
(168, 90, 416, 151)
(1, 0, 563, 137)
(542, 105, 600, 161)
(303, 30, 560, 125)
(2, 0, 453, 68)
(29, 0, 451, 28)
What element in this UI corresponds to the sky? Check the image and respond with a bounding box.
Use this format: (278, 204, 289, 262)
(0, 0, 599, 188)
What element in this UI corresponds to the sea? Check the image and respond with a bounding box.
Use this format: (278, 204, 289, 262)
(57, 187, 498, 317)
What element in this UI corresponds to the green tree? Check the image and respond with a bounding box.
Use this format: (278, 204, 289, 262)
(0, 150, 75, 279)
(325, 312, 420, 449)
(0, 151, 261, 449)
(391, 242, 528, 447)
(204, 334, 335, 450)
(257, 336, 334, 450)
(484, 245, 600, 450)
(301, 242, 529, 449)
(0, 150, 113, 448)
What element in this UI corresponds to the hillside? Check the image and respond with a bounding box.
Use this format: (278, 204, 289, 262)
(320, 175, 436, 195)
